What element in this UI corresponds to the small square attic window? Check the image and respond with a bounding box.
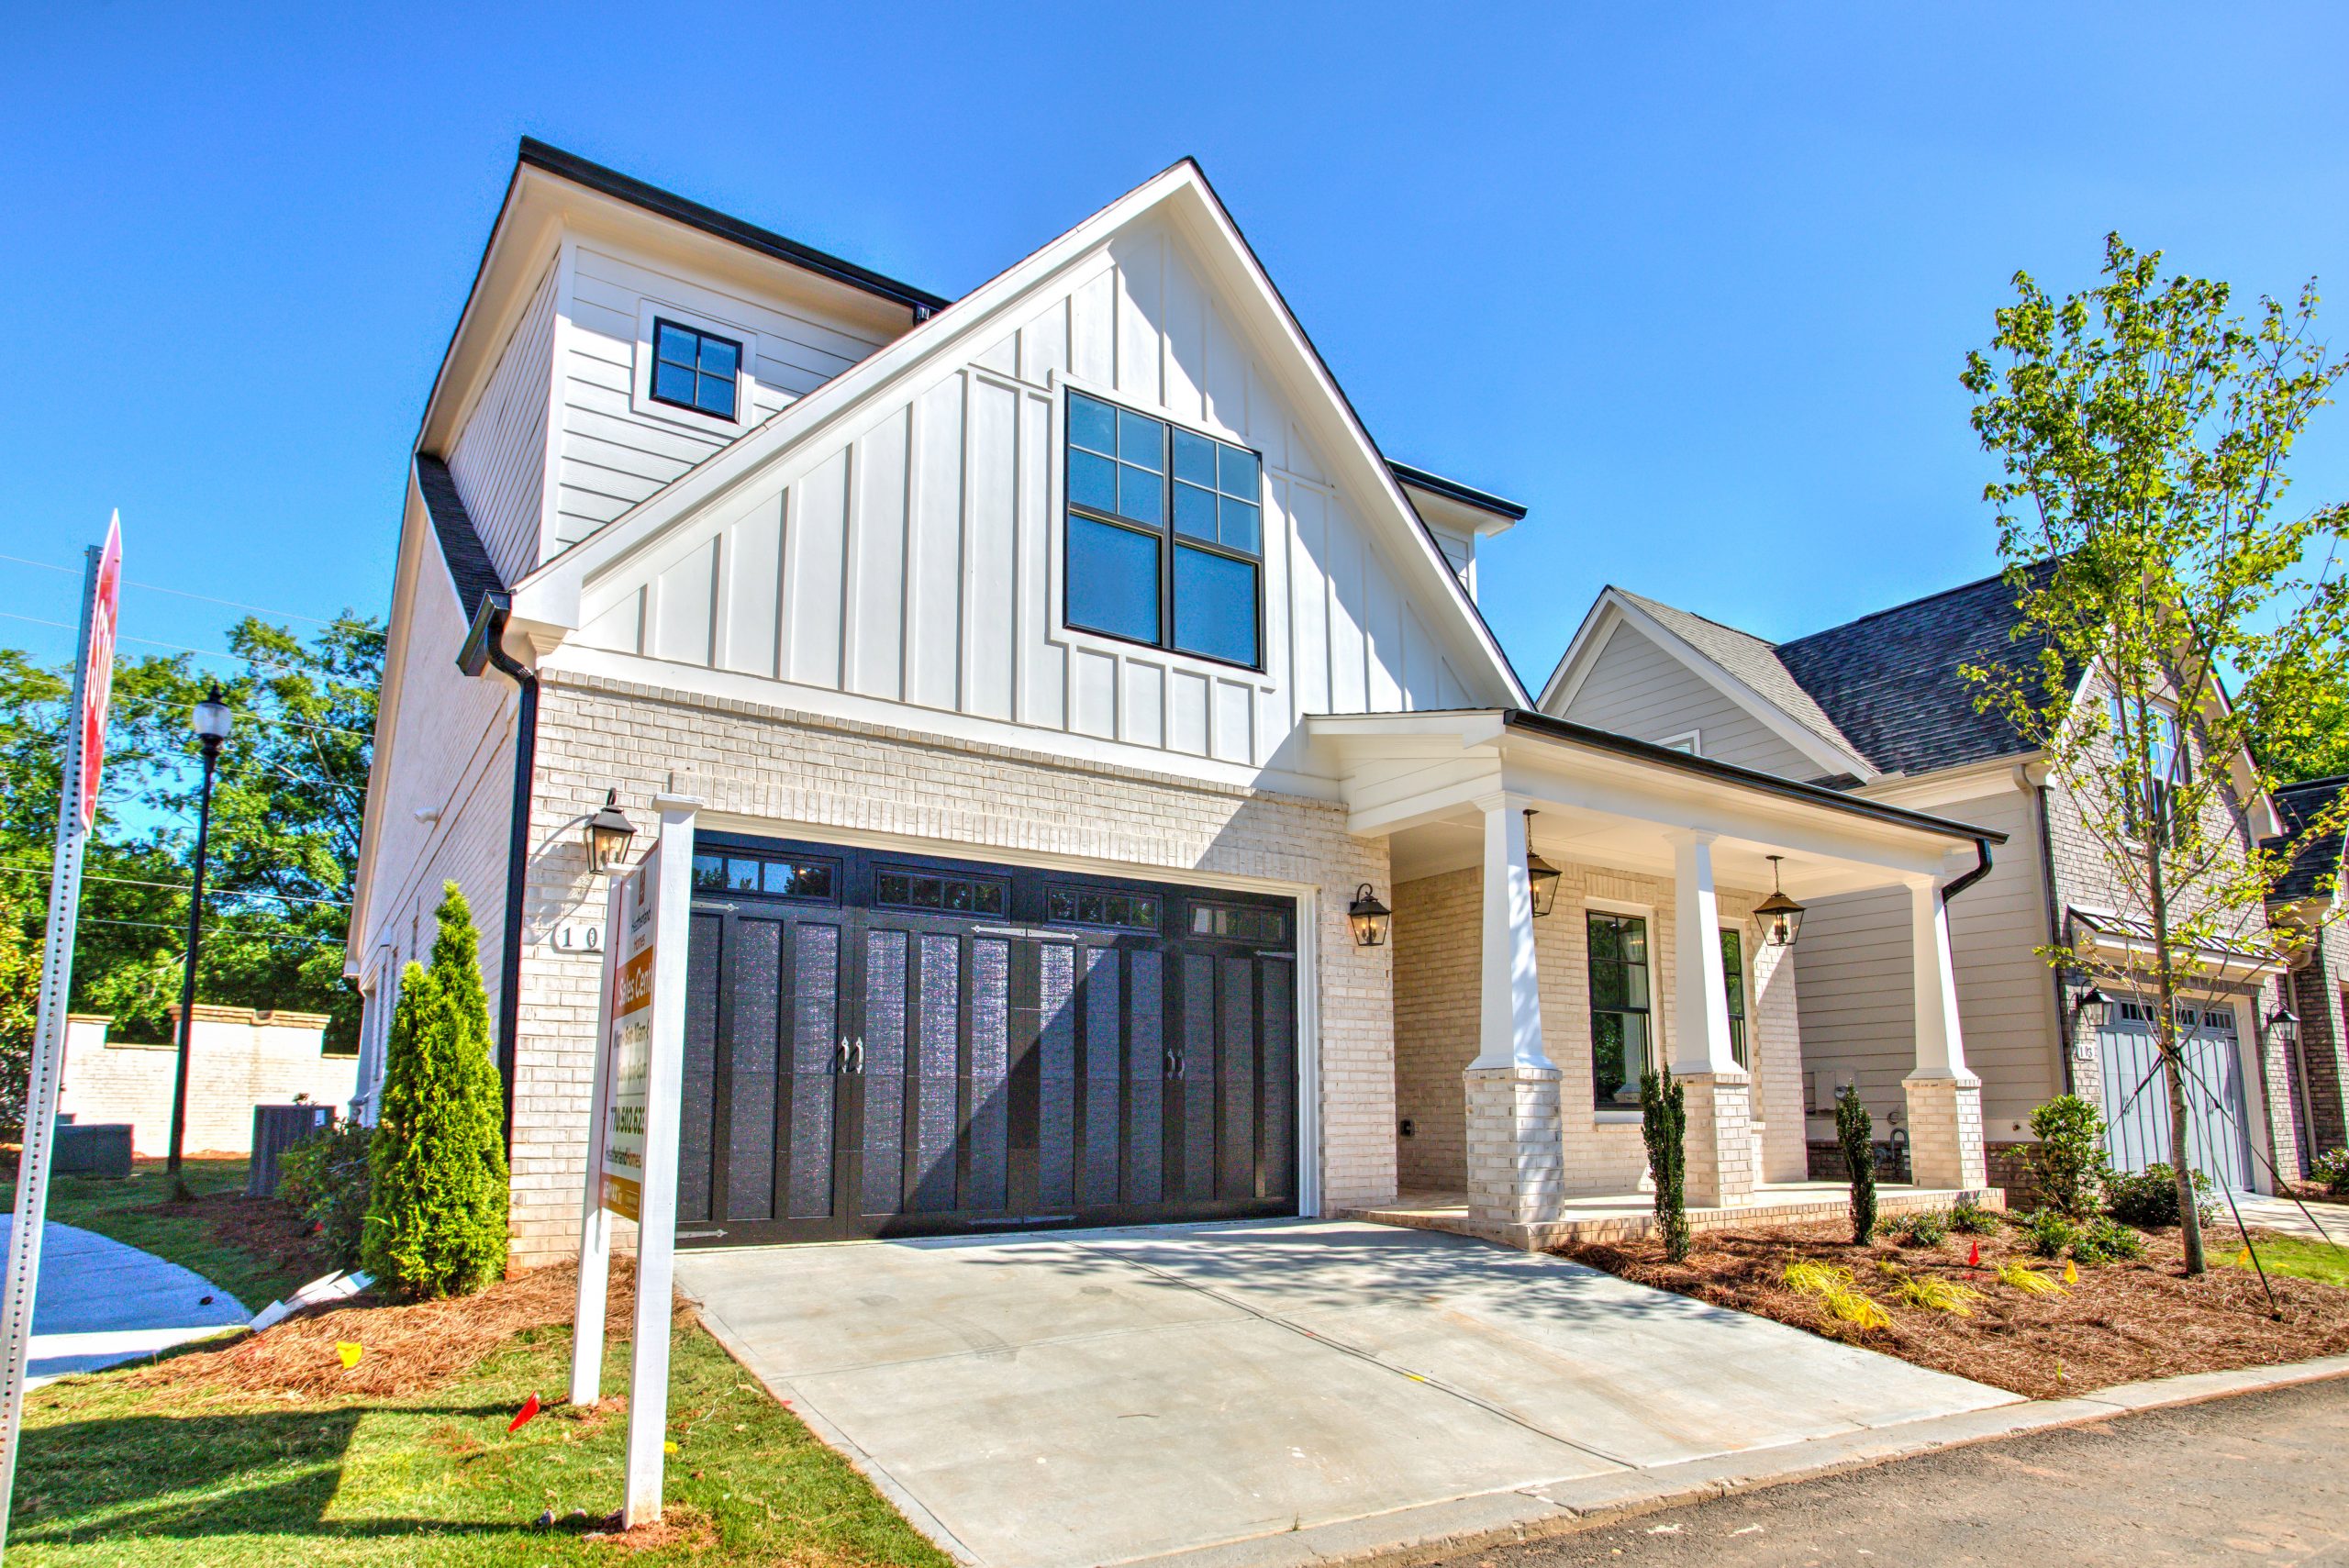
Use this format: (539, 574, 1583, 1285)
(651, 318, 741, 420)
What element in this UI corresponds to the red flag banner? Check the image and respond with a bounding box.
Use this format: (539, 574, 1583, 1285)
(77, 517, 121, 830)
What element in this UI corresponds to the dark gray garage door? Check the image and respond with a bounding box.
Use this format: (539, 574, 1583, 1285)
(674, 834, 1299, 1246)
(2097, 996, 2255, 1192)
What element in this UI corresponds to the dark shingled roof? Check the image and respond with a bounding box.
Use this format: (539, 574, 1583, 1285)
(2267, 776, 2349, 903)
(414, 453, 507, 619)
(1771, 563, 2055, 777)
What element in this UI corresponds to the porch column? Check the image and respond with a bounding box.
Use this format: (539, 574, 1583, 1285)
(1667, 829, 1754, 1207)
(1464, 793, 1561, 1229)
(1902, 874, 1987, 1189)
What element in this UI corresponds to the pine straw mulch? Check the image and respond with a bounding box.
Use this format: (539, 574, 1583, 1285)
(120, 1256, 640, 1402)
(1555, 1216, 2349, 1399)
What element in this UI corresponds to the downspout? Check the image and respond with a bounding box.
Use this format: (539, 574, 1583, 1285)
(2031, 771, 2077, 1095)
(1942, 836, 1995, 903)
(459, 594, 536, 1158)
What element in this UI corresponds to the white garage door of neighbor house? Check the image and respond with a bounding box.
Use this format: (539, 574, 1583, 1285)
(2097, 997, 2255, 1192)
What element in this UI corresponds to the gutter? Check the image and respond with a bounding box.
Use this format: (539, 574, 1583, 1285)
(1495, 710, 2008, 846)
(458, 593, 535, 1156)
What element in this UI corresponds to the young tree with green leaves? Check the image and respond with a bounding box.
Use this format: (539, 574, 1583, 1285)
(1963, 235, 2349, 1274)
(1640, 1063, 1690, 1262)
(362, 883, 508, 1299)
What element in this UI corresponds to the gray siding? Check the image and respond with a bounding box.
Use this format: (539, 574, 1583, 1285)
(1792, 782, 2062, 1136)
(1561, 619, 1820, 776)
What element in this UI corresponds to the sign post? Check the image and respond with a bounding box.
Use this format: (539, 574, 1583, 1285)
(0, 516, 121, 1553)
(569, 794, 696, 1529)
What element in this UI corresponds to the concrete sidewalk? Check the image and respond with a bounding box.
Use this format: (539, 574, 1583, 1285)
(0, 1217, 248, 1384)
(679, 1219, 2017, 1568)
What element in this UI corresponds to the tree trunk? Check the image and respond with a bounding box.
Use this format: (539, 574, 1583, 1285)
(2162, 1020, 2207, 1275)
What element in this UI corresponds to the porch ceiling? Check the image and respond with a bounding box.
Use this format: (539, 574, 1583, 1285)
(1307, 709, 2004, 895)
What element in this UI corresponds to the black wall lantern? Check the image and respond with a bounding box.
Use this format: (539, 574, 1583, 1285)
(1756, 853, 1805, 946)
(1523, 808, 1561, 917)
(2269, 1000, 2300, 1050)
(1348, 883, 1392, 948)
(584, 789, 637, 873)
(2072, 981, 2112, 1031)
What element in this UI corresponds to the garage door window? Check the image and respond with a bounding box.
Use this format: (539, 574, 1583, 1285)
(692, 850, 837, 901)
(1047, 884, 1161, 932)
(874, 866, 1008, 917)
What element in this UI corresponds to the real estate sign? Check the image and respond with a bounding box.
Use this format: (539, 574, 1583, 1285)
(569, 795, 696, 1529)
(598, 851, 660, 1222)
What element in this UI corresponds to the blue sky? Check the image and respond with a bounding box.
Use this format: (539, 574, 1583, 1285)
(4, 3, 2345, 695)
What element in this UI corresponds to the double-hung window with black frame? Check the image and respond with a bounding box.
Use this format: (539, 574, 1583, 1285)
(1587, 911, 1653, 1109)
(650, 317, 742, 421)
(1063, 390, 1264, 670)
(1720, 927, 1747, 1069)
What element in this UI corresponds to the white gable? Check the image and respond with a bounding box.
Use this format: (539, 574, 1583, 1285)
(523, 169, 1520, 789)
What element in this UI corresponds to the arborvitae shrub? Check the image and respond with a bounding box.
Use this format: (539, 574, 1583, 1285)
(1641, 1064, 1689, 1262)
(361, 883, 508, 1299)
(1836, 1088, 1877, 1244)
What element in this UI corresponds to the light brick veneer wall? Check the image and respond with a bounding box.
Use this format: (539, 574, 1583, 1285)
(504, 668, 1395, 1269)
(2288, 918, 2349, 1162)
(1392, 867, 1478, 1191)
(1387, 858, 1802, 1201)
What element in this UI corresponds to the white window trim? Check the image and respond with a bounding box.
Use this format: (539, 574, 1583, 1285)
(1659, 728, 1702, 756)
(630, 297, 761, 436)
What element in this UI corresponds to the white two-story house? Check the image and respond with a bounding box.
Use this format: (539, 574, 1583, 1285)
(351, 142, 2007, 1270)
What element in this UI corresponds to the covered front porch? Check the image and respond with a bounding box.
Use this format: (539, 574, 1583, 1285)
(1313, 710, 2008, 1245)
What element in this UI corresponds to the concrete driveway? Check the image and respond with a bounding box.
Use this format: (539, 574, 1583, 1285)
(677, 1219, 2015, 1568)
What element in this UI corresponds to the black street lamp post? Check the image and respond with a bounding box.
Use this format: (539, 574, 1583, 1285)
(166, 686, 232, 1194)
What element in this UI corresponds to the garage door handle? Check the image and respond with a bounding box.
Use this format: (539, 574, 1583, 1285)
(849, 1038, 864, 1074)
(833, 1038, 849, 1073)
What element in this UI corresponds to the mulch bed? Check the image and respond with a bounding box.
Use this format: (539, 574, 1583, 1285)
(1556, 1216, 2349, 1399)
(138, 1187, 343, 1293)
(122, 1256, 640, 1401)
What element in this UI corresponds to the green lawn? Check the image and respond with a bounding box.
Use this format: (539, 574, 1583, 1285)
(2228, 1233, 2349, 1289)
(11, 1316, 949, 1567)
(5, 1157, 315, 1312)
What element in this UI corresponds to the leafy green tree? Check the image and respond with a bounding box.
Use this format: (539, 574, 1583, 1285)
(1963, 235, 2349, 1273)
(0, 612, 380, 1047)
(361, 884, 507, 1299)
(2261, 673, 2349, 784)
(0, 887, 37, 1137)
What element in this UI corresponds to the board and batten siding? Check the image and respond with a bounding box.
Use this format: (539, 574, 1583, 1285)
(447, 260, 559, 588)
(572, 217, 1483, 773)
(1792, 782, 2061, 1135)
(550, 244, 897, 557)
(1560, 618, 1820, 776)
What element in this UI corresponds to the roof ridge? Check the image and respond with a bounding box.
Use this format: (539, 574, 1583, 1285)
(1779, 562, 2041, 651)
(1613, 586, 1781, 650)
(2277, 773, 2349, 795)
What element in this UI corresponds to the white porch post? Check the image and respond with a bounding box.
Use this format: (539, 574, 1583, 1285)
(1667, 830, 1754, 1207)
(1464, 794, 1562, 1229)
(1901, 874, 1987, 1189)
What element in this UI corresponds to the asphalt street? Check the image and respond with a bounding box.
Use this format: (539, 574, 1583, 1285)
(1442, 1375, 2349, 1567)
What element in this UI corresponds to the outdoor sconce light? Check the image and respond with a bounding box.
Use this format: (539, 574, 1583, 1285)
(1347, 883, 1392, 948)
(584, 789, 637, 873)
(2269, 1001, 2300, 1050)
(1523, 808, 1562, 917)
(2072, 981, 2112, 1032)
(1755, 854, 1805, 947)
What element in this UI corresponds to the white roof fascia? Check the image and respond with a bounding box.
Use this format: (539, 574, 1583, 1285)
(345, 476, 432, 975)
(1541, 590, 1875, 782)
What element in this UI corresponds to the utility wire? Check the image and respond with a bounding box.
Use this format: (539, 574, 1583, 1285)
(12, 695, 375, 742)
(0, 863, 351, 908)
(61, 914, 347, 948)
(0, 551, 384, 638)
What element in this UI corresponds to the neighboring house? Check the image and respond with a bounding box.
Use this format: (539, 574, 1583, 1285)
(351, 141, 2004, 1271)
(2268, 776, 2349, 1166)
(1541, 574, 2308, 1193)
(60, 1006, 357, 1156)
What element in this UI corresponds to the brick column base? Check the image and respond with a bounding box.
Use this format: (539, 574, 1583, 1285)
(1464, 1065, 1564, 1226)
(1676, 1070, 1756, 1207)
(1904, 1073, 1987, 1189)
